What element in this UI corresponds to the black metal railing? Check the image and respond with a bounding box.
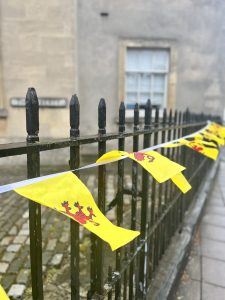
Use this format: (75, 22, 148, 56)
(0, 88, 220, 300)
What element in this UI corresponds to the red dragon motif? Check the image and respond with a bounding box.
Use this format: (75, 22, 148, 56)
(129, 152, 155, 163)
(191, 145, 203, 152)
(61, 201, 100, 226)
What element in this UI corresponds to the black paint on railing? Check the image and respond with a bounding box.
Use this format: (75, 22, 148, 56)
(70, 94, 80, 300)
(0, 87, 220, 300)
(26, 88, 43, 300)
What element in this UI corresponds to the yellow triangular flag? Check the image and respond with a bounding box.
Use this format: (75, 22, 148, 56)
(171, 173, 191, 193)
(208, 123, 225, 139)
(179, 138, 219, 160)
(15, 172, 139, 251)
(97, 150, 191, 193)
(196, 131, 224, 146)
(165, 138, 219, 160)
(0, 285, 9, 300)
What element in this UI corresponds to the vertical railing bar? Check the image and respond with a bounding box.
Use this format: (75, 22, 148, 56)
(165, 109, 172, 245)
(160, 109, 167, 256)
(149, 107, 159, 275)
(108, 266, 113, 300)
(69, 95, 80, 300)
(89, 98, 106, 297)
(157, 108, 166, 260)
(26, 87, 43, 300)
(163, 109, 171, 250)
(123, 249, 128, 300)
(177, 111, 183, 228)
(180, 111, 187, 225)
(138, 99, 152, 299)
(115, 102, 126, 300)
(171, 110, 178, 232)
(129, 103, 139, 300)
(152, 107, 159, 272)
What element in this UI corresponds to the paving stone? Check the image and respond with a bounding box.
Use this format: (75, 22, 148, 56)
(185, 255, 201, 281)
(42, 265, 47, 272)
(202, 282, 225, 300)
(201, 238, 225, 261)
(46, 239, 57, 251)
(209, 199, 225, 207)
(55, 242, 67, 253)
(18, 229, 29, 236)
(1, 251, 16, 263)
(7, 244, 21, 253)
(15, 218, 26, 228)
(50, 254, 63, 267)
(205, 205, 225, 216)
(0, 236, 13, 246)
(9, 226, 18, 235)
(43, 251, 52, 265)
(202, 257, 225, 287)
(201, 223, 225, 242)
(13, 235, 27, 244)
(60, 232, 69, 243)
(8, 257, 25, 274)
(174, 277, 200, 300)
(17, 269, 30, 284)
(22, 211, 29, 219)
(0, 231, 5, 240)
(0, 262, 9, 273)
(8, 284, 26, 299)
(1, 274, 16, 290)
(21, 222, 29, 230)
(23, 259, 30, 269)
(202, 214, 225, 227)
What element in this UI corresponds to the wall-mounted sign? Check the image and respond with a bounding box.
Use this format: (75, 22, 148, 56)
(10, 97, 67, 108)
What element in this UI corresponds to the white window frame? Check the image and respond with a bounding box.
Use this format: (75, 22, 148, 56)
(118, 39, 177, 119)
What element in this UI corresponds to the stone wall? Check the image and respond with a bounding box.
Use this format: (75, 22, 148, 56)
(77, 0, 225, 134)
(0, 0, 225, 140)
(0, 0, 78, 139)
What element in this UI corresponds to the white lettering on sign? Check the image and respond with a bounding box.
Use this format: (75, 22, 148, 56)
(10, 98, 67, 108)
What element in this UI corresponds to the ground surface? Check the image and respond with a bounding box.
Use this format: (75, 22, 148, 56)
(0, 163, 134, 299)
(173, 159, 225, 300)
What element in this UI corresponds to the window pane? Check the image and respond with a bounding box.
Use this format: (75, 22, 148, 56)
(152, 74, 165, 93)
(140, 93, 150, 103)
(153, 93, 164, 106)
(125, 48, 169, 108)
(127, 49, 151, 71)
(138, 50, 152, 71)
(126, 92, 138, 104)
(126, 49, 139, 71)
(152, 50, 169, 71)
(140, 74, 151, 92)
(126, 73, 138, 92)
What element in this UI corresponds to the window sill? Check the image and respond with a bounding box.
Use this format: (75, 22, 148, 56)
(115, 109, 164, 124)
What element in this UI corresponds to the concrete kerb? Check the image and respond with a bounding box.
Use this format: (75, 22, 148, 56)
(148, 158, 220, 300)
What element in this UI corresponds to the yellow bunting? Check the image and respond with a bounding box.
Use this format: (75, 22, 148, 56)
(171, 173, 191, 193)
(165, 137, 219, 160)
(179, 138, 219, 160)
(208, 123, 225, 139)
(197, 131, 224, 146)
(0, 285, 9, 300)
(15, 172, 139, 251)
(97, 150, 191, 193)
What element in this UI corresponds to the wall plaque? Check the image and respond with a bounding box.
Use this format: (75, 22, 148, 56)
(10, 97, 67, 108)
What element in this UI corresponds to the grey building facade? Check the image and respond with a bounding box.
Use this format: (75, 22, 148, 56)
(0, 0, 224, 139)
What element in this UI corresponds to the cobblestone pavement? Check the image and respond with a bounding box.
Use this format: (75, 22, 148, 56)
(173, 159, 225, 300)
(0, 164, 135, 299)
